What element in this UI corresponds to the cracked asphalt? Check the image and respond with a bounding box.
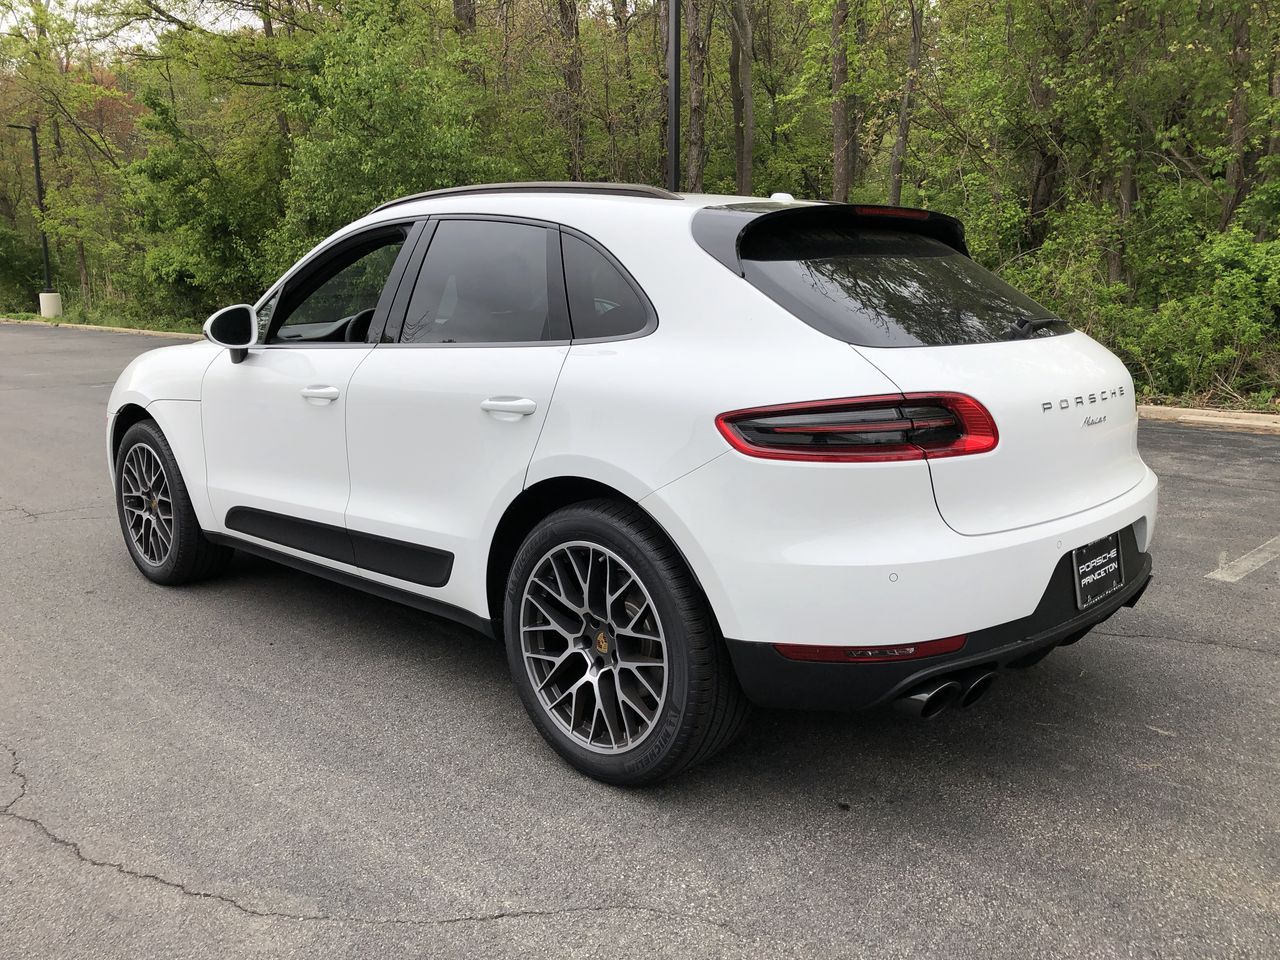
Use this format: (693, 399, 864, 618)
(1, 323, 1277, 959)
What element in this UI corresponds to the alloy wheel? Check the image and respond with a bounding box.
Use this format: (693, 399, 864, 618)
(520, 541, 668, 754)
(120, 442, 174, 566)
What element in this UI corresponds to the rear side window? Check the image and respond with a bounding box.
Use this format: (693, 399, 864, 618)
(400, 219, 562, 344)
(741, 227, 1070, 348)
(561, 234, 652, 340)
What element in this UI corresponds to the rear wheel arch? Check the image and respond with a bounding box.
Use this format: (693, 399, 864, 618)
(486, 476, 722, 639)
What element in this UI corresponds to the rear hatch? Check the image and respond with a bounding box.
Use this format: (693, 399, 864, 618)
(695, 201, 1148, 535)
(857, 335, 1146, 534)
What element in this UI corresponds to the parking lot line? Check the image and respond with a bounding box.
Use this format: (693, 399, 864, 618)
(1206, 534, 1280, 583)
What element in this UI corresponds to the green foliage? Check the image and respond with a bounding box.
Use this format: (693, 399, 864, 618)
(0, 0, 1275, 405)
(1119, 231, 1280, 404)
(0, 222, 42, 311)
(269, 3, 509, 268)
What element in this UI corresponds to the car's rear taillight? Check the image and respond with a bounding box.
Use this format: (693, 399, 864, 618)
(773, 635, 967, 663)
(715, 393, 997, 463)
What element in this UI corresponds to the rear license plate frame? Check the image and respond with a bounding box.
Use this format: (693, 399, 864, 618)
(1072, 532, 1125, 610)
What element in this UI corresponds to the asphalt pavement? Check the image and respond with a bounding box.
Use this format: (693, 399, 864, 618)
(1, 323, 1277, 959)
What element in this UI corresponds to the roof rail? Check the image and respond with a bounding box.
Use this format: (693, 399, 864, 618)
(370, 182, 682, 214)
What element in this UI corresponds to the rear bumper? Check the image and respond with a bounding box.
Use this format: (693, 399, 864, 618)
(726, 527, 1152, 711)
(642, 454, 1158, 648)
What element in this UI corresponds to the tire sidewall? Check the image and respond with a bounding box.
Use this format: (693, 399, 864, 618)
(504, 507, 699, 785)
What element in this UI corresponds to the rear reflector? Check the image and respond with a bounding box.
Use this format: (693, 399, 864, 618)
(774, 635, 967, 663)
(715, 393, 998, 463)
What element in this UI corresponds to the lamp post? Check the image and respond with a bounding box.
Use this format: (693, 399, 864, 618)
(666, 0, 680, 192)
(6, 122, 60, 317)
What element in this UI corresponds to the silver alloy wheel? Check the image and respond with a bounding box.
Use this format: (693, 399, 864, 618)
(520, 541, 669, 754)
(120, 442, 174, 567)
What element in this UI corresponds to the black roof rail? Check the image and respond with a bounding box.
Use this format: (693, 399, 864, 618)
(369, 182, 682, 215)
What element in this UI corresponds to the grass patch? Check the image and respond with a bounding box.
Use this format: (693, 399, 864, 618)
(2, 309, 201, 335)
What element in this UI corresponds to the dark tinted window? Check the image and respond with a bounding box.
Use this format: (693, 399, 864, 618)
(401, 220, 554, 344)
(562, 234, 651, 339)
(742, 227, 1070, 348)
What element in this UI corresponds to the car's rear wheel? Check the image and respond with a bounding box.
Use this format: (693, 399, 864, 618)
(504, 499, 749, 785)
(114, 420, 233, 585)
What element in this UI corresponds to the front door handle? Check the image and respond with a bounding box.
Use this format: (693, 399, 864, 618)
(481, 397, 537, 419)
(301, 385, 341, 405)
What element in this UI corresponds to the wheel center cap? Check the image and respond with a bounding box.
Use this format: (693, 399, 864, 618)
(594, 629, 610, 655)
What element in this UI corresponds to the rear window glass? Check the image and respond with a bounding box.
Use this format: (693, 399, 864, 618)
(741, 227, 1070, 348)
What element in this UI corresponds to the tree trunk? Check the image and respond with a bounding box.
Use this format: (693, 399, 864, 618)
(1258, 57, 1279, 240)
(453, 0, 476, 33)
(887, 0, 922, 206)
(831, 0, 850, 201)
(259, 6, 292, 139)
(728, 0, 753, 194)
(658, 0, 670, 180)
(77, 239, 90, 307)
(556, 0, 584, 180)
(611, 0, 637, 181)
(1219, 10, 1250, 230)
(683, 0, 712, 192)
(847, 1, 868, 189)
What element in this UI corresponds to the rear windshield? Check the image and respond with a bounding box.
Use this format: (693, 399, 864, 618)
(741, 226, 1070, 348)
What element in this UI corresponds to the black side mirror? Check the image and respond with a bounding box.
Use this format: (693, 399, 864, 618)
(203, 304, 259, 364)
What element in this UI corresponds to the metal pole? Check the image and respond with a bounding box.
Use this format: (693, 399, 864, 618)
(7, 123, 53, 292)
(666, 0, 681, 192)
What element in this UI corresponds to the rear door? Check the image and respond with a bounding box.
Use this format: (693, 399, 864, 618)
(344, 216, 570, 614)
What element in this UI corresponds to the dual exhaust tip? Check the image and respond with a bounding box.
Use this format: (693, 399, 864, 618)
(894, 668, 998, 719)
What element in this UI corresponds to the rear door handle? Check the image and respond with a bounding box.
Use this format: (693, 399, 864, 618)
(301, 385, 341, 404)
(481, 397, 537, 418)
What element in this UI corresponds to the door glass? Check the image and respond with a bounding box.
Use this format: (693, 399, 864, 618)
(271, 234, 405, 343)
(561, 234, 652, 339)
(400, 220, 553, 344)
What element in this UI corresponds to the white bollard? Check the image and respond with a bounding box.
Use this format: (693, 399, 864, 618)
(38, 291, 63, 318)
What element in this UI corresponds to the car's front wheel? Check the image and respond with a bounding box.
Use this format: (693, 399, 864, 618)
(114, 419, 233, 585)
(504, 500, 748, 785)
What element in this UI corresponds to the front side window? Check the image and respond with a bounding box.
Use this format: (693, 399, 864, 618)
(561, 234, 652, 340)
(270, 230, 406, 343)
(400, 220, 558, 344)
(741, 226, 1071, 348)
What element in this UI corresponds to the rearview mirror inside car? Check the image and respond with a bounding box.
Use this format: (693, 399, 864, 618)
(203, 304, 258, 363)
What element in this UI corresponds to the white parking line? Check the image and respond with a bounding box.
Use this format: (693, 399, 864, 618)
(1206, 535, 1280, 583)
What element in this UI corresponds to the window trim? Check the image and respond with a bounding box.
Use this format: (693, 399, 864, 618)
(384, 214, 572, 349)
(251, 219, 422, 349)
(557, 226, 658, 344)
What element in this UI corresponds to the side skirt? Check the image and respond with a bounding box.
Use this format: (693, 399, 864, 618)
(206, 531, 494, 639)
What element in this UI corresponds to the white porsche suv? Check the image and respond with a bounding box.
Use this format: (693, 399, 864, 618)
(108, 182, 1157, 784)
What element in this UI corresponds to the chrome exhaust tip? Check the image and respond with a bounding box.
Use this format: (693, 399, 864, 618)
(956, 669, 998, 710)
(894, 678, 962, 720)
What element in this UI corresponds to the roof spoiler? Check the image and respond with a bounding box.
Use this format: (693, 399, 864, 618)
(691, 202, 969, 276)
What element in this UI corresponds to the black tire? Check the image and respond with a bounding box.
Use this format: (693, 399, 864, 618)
(114, 419, 233, 585)
(503, 499, 749, 785)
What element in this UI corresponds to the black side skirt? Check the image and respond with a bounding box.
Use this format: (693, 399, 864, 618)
(208, 527, 489, 639)
(225, 506, 453, 587)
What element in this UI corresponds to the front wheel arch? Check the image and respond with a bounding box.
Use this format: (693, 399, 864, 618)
(111, 403, 153, 466)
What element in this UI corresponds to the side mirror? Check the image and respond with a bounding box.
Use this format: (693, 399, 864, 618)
(203, 304, 258, 364)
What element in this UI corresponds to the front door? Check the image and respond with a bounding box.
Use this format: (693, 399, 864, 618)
(202, 222, 418, 563)
(344, 217, 571, 613)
